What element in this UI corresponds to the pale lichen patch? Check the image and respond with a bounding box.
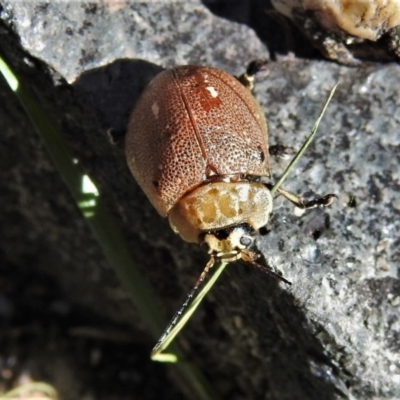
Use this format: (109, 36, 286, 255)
(206, 86, 218, 98)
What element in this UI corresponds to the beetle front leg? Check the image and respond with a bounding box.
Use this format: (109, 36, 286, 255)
(276, 186, 337, 209)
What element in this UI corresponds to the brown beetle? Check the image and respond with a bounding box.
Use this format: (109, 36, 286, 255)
(126, 63, 336, 356)
(126, 62, 334, 272)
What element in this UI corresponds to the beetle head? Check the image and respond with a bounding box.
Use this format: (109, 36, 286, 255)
(200, 223, 255, 263)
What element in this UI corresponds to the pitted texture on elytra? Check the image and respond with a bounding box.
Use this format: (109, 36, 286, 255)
(168, 182, 273, 243)
(126, 66, 270, 216)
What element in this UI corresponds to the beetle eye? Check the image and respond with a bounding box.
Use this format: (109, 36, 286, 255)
(200, 242, 210, 253)
(240, 236, 252, 247)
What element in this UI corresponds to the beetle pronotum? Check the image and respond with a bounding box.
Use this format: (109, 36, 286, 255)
(126, 62, 337, 362)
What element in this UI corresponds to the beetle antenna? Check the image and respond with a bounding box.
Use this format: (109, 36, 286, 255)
(270, 83, 339, 195)
(152, 257, 215, 353)
(250, 260, 292, 285)
(241, 251, 292, 285)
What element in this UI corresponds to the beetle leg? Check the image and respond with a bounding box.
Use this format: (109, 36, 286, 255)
(275, 187, 337, 209)
(269, 144, 296, 159)
(107, 128, 126, 145)
(237, 60, 269, 91)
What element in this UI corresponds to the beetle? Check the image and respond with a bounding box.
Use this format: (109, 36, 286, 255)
(125, 62, 336, 359)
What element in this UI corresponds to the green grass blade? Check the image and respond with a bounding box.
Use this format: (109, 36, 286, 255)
(271, 83, 339, 194)
(151, 261, 228, 362)
(0, 382, 58, 400)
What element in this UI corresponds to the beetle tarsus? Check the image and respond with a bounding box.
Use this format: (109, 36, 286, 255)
(301, 194, 338, 209)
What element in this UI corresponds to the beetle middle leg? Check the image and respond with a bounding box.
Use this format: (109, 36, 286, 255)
(275, 186, 337, 209)
(237, 60, 269, 91)
(269, 144, 296, 159)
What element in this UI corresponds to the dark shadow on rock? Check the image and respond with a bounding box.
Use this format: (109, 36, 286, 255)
(207, 260, 351, 400)
(202, 0, 398, 64)
(201, 0, 322, 61)
(74, 59, 163, 133)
